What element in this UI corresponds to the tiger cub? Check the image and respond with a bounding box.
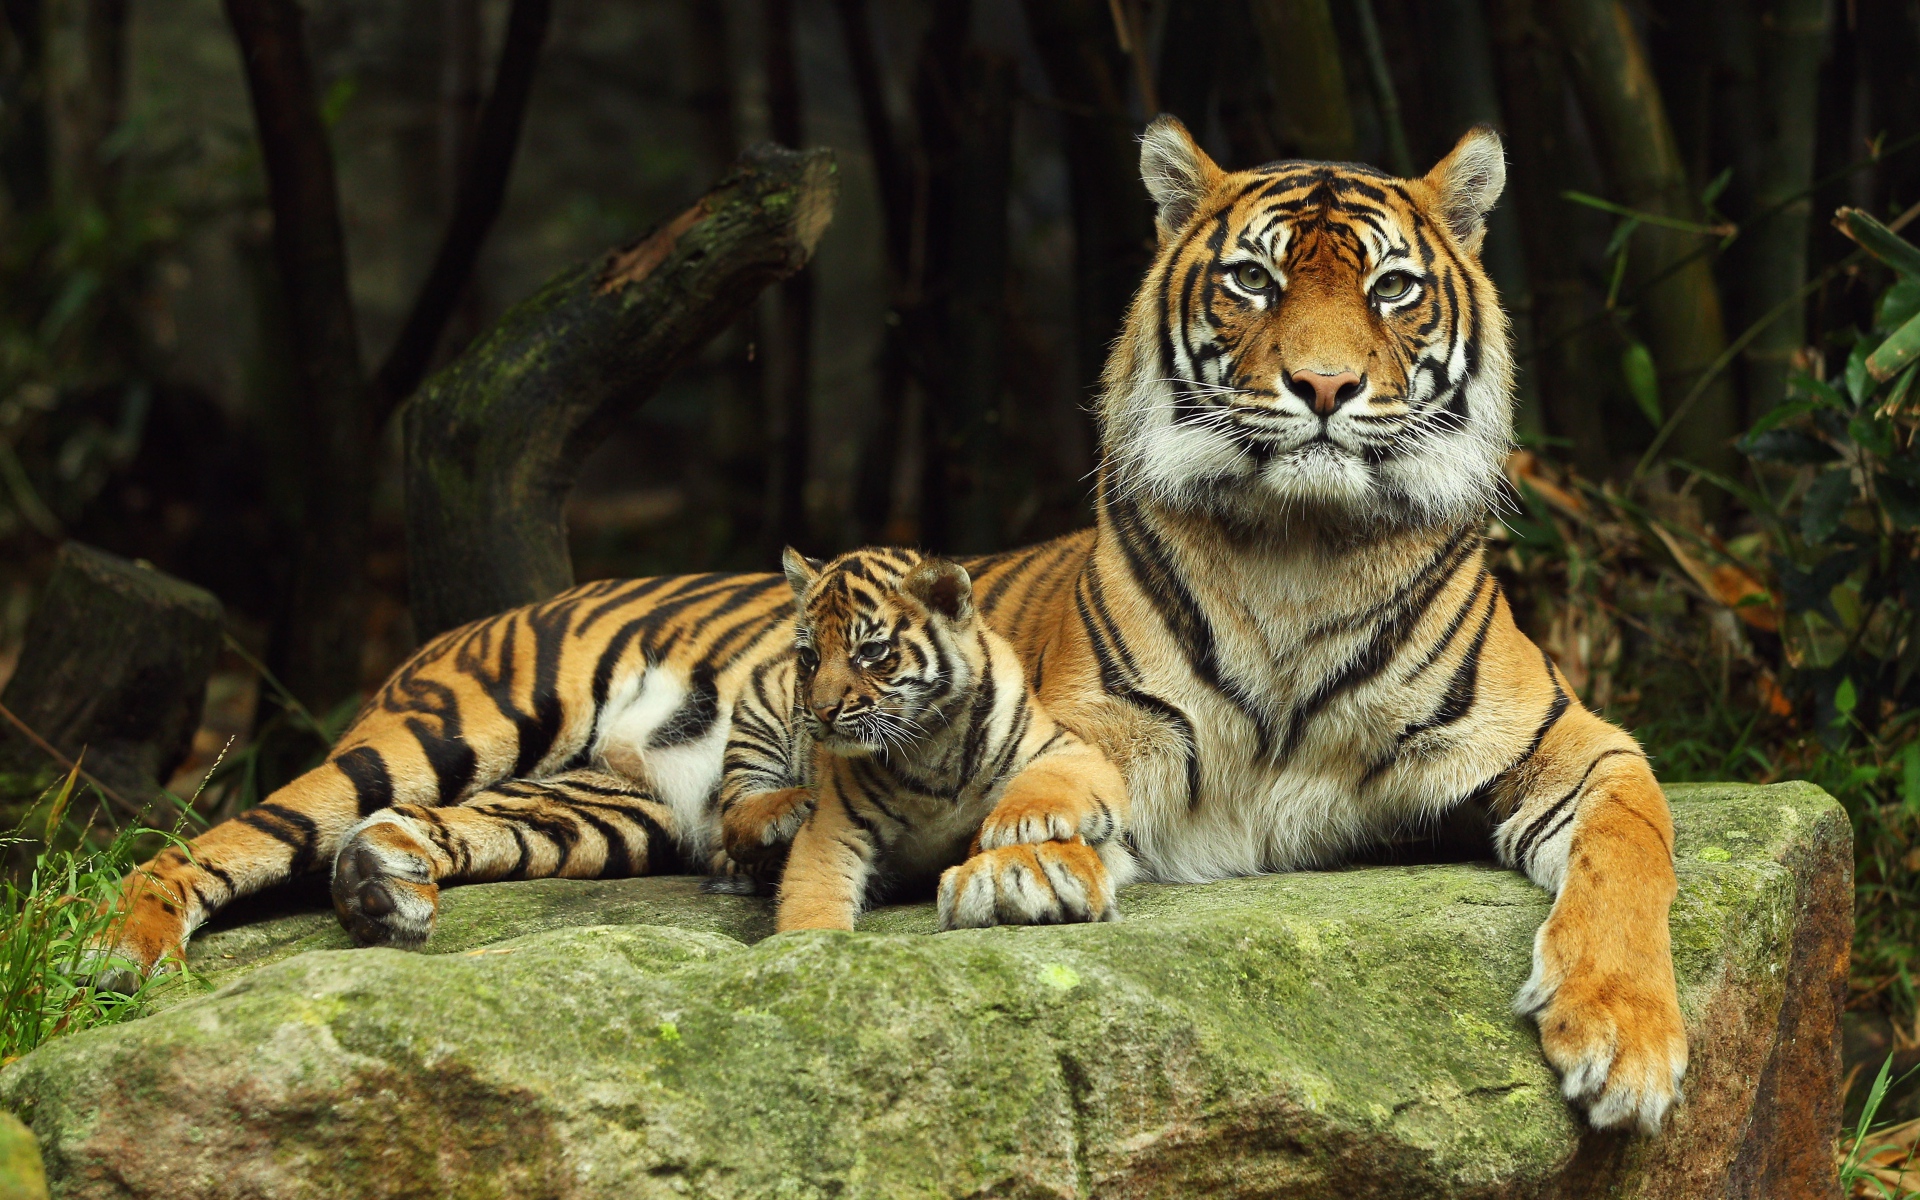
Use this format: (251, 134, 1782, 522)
(746, 546, 1132, 932)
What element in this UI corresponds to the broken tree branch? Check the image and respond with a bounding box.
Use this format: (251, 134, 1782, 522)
(402, 144, 839, 637)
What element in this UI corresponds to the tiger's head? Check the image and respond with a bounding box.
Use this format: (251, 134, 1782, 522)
(782, 546, 979, 757)
(1102, 117, 1513, 532)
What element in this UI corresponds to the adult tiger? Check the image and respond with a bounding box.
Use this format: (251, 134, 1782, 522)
(100, 118, 1684, 1132)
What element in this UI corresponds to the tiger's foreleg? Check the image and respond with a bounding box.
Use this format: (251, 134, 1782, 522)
(937, 838, 1122, 930)
(1497, 712, 1687, 1133)
(331, 770, 676, 948)
(975, 736, 1128, 851)
(773, 783, 875, 932)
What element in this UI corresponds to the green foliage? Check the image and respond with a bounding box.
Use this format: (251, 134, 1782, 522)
(0, 770, 174, 1062)
(1840, 1053, 1920, 1197)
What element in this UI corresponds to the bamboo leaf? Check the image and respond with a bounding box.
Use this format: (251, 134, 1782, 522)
(1801, 468, 1854, 544)
(1835, 207, 1920, 280)
(1621, 341, 1661, 425)
(1738, 428, 1840, 464)
(1879, 277, 1920, 331)
(1866, 308, 1920, 384)
(1562, 190, 1736, 237)
(1849, 337, 1876, 403)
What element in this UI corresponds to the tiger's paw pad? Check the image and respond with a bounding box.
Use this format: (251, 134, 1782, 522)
(937, 841, 1117, 930)
(331, 814, 443, 950)
(722, 787, 814, 865)
(1516, 962, 1688, 1133)
(976, 796, 1084, 850)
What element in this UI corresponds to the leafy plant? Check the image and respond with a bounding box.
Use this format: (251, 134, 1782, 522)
(1841, 1053, 1920, 1198)
(0, 765, 178, 1062)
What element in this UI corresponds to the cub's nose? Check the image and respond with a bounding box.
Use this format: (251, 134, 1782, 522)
(811, 699, 843, 724)
(1287, 369, 1364, 416)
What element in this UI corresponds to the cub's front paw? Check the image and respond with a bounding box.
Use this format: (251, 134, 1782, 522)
(331, 811, 445, 949)
(1516, 924, 1688, 1133)
(938, 840, 1117, 930)
(722, 787, 814, 866)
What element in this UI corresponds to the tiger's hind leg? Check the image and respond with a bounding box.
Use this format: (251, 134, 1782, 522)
(331, 770, 676, 948)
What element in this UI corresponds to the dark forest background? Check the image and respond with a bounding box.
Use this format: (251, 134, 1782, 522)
(7, 0, 1920, 1088)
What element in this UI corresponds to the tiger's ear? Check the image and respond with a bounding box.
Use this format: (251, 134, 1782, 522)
(903, 559, 974, 625)
(1140, 115, 1223, 243)
(1423, 125, 1506, 257)
(782, 546, 823, 599)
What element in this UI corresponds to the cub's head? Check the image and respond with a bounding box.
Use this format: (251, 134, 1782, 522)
(783, 546, 977, 757)
(1104, 116, 1513, 531)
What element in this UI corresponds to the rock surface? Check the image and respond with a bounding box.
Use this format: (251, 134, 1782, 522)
(1, 782, 1848, 1199)
(0, 1111, 49, 1200)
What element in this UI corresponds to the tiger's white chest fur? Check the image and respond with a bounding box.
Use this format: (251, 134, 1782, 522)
(1079, 522, 1530, 884)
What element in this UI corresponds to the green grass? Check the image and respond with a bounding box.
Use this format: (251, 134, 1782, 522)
(0, 767, 180, 1063)
(1843, 1054, 1920, 1197)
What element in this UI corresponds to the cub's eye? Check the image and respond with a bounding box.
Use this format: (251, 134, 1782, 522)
(1372, 271, 1416, 301)
(854, 640, 890, 666)
(796, 646, 818, 670)
(1232, 262, 1272, 292)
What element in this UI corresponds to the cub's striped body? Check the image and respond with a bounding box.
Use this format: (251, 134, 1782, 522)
(107, 118, 1685, 1133)
(766, 547, 1130, 932)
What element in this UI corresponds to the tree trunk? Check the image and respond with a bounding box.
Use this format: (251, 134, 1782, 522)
(762, 0, 812, 551)
(920, 46, 1016, 554)
(403, 144, 838, 638)
(833, 0, 912, 542)
(1490, 0, 1611, 477)
(0, 0, 50, 216)
(44, 0, 125, 209)
(1019, 0, 1153, 402)
(0, 542, 221, 816)
(1550, 0, 1738, 482)
(371, 0, 552, 421)
(224, 0, 373, 714)
(1743, 0, 1827, 417)
(1246, 0, 1356, 161)
(1426, 0, 1539, 434)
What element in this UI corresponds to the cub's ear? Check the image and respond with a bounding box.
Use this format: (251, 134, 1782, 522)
(1140, 115, 1223, 243)
(1423, 125, 1506, 256)
(782, 546, 823, 599)
(903, 559, 974, 625)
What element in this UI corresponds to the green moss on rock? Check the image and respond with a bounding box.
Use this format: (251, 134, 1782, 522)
(1, 782, 1848, 1198)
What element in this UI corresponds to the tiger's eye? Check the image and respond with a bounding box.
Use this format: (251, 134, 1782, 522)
(1372, 271, 1415, 301)
(1233, 262, 1272, 291)
(796, 645, 819, 670)
(855, 640, 889, 665)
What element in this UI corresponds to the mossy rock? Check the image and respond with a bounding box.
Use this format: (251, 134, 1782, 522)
(0, 782, 1847, 1198)
(0, 1111, 48, 1200)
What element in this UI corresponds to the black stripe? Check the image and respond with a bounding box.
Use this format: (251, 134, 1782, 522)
(334, 746, 394, 817)
(1280, 528, 1479, 762)
(1511, 748, 1640, 867)
(236, 802, 321, 875)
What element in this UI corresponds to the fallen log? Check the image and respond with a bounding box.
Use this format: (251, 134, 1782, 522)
(402, 143, 839, 638)
(0, 543, 222, 817)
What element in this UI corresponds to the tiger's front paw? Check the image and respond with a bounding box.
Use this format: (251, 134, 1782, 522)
(937, 840, 1117, 930)
(976, 793, 1085, 850)
(331, 811, 446, 949)
(1515, 922, 1688, 1133)
(721, 786, 814, 865)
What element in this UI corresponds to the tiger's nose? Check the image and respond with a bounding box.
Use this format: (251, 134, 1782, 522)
(1287, 369, 1364, 416)
(811, 699, 843, 723)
